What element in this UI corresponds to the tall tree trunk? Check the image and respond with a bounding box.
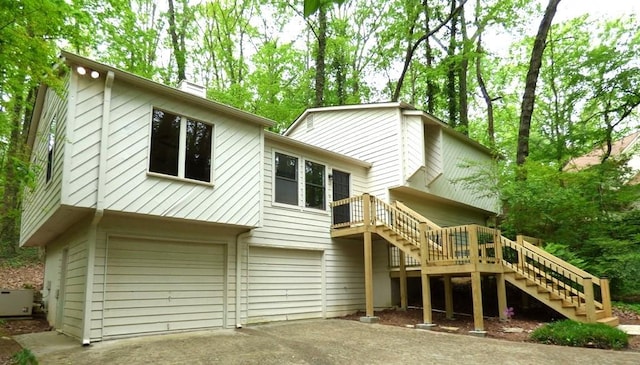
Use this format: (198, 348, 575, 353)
(458, 1, 469, 135)
(167, 0, 187, 82)
(516, 0, 561, 166)
(475, 33, 495, 148)
(423, 1, 435, 114)
(447, 0, 459, 127)
(314, 5, 327, 107)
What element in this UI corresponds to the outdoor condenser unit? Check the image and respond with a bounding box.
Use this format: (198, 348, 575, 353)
(0, 289, 33, 316)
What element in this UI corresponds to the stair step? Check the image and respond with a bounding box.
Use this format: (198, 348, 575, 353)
(597, 317, 619, 327)
(561, 300, 578, 308)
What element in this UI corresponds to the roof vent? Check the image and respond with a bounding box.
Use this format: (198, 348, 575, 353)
(178, 80, 206, 98)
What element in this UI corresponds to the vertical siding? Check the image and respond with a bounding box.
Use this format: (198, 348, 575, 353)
(286, 108, 401, 199)
(20, 79, 69, 245)
(99, 81, 262, 226)
(403, 115, 424, 181)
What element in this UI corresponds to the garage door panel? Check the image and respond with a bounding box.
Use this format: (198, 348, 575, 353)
(103, 238, 225, 339)
(248, 247, 323, 323)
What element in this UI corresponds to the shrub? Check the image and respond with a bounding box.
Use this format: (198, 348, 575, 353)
(530, 320, 628, 350)
(11, 348, 38, 365)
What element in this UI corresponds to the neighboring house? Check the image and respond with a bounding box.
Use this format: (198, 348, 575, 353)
(564, 131, 640, 184)
(21, 52, 616, 344)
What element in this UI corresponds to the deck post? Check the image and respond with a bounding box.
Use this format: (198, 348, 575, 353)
(470, 271, 486, 335)
(496, 273, 507, 321)
(416, 222, 435, 330)
(362, 193, 371, 227)
(469, 225, 479, 265)
(600, 277, 612, 318)
(399, 250, 408, 310)
(583, 277, 596, 323)
(360, 230, 378, 323)
(444, 275, 454, 319)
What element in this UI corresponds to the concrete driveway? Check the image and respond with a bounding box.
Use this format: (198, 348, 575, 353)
(14, 319, 640, 365)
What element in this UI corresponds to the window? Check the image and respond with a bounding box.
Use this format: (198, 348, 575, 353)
(46, 117, 57, 183)
(149, 108, 213, 183)
(275, 152, 298, 205)
(305, 161, 325, 209)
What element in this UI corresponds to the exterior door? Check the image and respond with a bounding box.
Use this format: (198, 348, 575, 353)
(332, 170, 350, 225)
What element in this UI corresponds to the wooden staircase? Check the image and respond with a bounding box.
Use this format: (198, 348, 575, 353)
(331, 194, 618, 326)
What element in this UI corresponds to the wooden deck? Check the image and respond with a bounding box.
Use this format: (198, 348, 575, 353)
(330, 194, 618, 331)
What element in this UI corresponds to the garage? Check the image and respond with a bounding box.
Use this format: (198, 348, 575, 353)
(248, 247, 323, 323)
(102, 237, 226, 339)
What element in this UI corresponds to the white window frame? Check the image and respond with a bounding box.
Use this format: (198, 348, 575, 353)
(147, 107, 215, 186)
(271, 149, 329, 214)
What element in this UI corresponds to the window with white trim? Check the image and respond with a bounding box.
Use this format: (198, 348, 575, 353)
(149, 108, 213, 183)
(46, 116, 57, 183)
(274, 152, 298, 205)
(305, 160, 325, 209)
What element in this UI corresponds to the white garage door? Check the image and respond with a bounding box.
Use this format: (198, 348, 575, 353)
(103, 237, 225, 339)
(248, 247, 323, 323)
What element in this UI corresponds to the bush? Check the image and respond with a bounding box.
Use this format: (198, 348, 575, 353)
(530, 320, 628, 350)
(11, 348, 38, 365)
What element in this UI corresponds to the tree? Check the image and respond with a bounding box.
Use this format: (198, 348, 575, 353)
(516, 0, 561, 166)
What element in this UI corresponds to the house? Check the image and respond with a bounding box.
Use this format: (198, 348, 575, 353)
(21, 52, 616, 344)
(564, 131, 640, 184)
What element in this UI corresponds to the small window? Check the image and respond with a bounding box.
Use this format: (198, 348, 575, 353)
(46, 116, 57, 183)
(305, 160, 325, 210)
(149, 108, 213, 183)
(275, 152, 298, 205)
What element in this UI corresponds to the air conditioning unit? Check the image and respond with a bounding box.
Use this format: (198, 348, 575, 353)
(0, 289, 33, 316)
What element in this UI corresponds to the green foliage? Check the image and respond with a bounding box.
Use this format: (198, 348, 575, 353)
(542, 242, 586, 268)
(11, 348, 38, 365)
(530, 320, 628, 350)
(0, 247, 41, 267)
(613, 301, 640, 314)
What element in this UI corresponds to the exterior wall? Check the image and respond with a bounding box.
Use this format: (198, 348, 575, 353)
(42, 223, 89, 339)
(390, 190, 488, 227)
(286, 107, 401, 200)
(246, 137, 379, 318)
(405, 128, 497, 213)
(89, 215, 244, 341)
(63, 75, 263, 227)
(20, 79, 69, 245)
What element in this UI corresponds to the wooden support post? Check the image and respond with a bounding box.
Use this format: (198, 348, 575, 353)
(421, 273, 432, 324)
(600, 277, 612, 318)
(496, 273, 507, 321)
(399, 250, 407, 310)
(364, 230, 375, 318)
(470, 271, 485, 333)
(469, 225, 479, 266)
(583, 277, 596, 323)
(362, 193, 371, 227)
(444, 275, 454, 319)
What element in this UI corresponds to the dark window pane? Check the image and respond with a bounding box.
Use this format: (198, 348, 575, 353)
(305, 161, 325, 209)
(149, 109, 180, 176)
(275, 153, 298, 205)
(185, 119, 212, 182)
(46, 117, 56, 182)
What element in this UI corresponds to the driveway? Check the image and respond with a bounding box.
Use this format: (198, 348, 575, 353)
(14, 319, 640, 365)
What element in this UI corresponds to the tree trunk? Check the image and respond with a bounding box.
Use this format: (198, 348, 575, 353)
(314, 5, 327, 107)
(447, 0, 459, 127)
(424, 1, 435, 114)
(458, 0, 469, 135)
(167, 0, 187, 82)
(516, 0, 561, 166)
(475, 33, 495, 148)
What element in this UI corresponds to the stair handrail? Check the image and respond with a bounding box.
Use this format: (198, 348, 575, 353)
(394, 201, 442, 231)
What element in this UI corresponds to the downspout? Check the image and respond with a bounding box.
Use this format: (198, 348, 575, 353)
(235, 230, 251, 328)
(82, 70, 114, 345)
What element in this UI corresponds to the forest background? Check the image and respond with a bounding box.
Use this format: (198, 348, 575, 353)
(1, 0, 639, 300)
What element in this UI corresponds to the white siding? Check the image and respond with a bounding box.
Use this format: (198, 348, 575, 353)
(64, 77, 263, 227)
(286, 108, 400, 199)
(20, 79, 69, 245)
(390, 190, 487, 227)
(101, 237, 226, 339)
(90, 216, 242, 341)
(403, 115, 424, 181)
(245, 138, 374, 320)
(248, 247, 323, 323)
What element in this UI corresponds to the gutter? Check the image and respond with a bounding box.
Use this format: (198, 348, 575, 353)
(235, 230, 252, 328)
(81, 70, 114, 345)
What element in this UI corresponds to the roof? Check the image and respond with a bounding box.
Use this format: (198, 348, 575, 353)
(28, 51, 275, 149)
(564, 131, 640, 172)
(265, 131, 372, 168)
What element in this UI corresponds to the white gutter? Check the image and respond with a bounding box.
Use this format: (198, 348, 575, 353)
(235, 230, 251, 328)
(82, 70, 114, 345)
